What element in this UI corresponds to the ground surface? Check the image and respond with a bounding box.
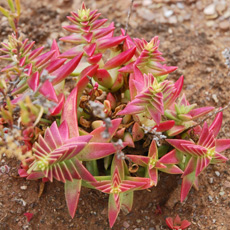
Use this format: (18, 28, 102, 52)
(0, 0, 230, 229)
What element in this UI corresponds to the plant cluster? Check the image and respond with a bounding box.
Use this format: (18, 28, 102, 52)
(0, 1, 229, 228)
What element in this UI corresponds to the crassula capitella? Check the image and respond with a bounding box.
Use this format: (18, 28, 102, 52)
(0, 1, 229, 228)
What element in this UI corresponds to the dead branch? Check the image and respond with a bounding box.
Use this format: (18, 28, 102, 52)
(125, 0, 134, 35)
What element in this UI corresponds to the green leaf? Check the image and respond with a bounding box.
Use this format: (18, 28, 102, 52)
(33, 105, 44, 127)
(108, 193, 120, 228)
(7, 0, 15, 13)
(15, 0, 21, 15)
(0, 79, 7, 89)
(120, 191, 133, 214)
(6, 97, 13, 114)
(0, 6, 10, 17)
(104, 155, 113, 170)
(86, 160, 99, 176)
(8, 17, 16, 31)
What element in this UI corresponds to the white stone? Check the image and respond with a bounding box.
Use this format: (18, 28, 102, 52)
(143, 0, 152, 6)
(177, 2, 184, 9)
(204, 4, 216, 16)
(20, 186, 27, 190)
(164, 9, 174, 18)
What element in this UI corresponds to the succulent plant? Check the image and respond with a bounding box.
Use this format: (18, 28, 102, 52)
(0, 2, 229, 229)
(166, 215, 191, 230)
(167, 112, 230, 201)
(165, 93, 214, 136)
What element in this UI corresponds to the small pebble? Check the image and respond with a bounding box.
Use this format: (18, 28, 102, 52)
(196, 1, 204, 11)
(216, 2, 227, 15)
(219, 191, 225, 196)
(137, 8, 155, 21)
(123, 221, 130, 228)
(224, 181, 230, 188)
(208, 195, 213, 202)
(212, 94, 218, 103)
(20, 186, 27, 190)
(136, 219, 142, 223)
(209, 178, 214, 184)
(204, 4, 216, 16)
(168, 16, 177, 24)
(219, 20, 229, 31)
(164, 10, 174, 18)
(143, 0, 152, 6)
(176, 2, 184, 9)
(215, 171, 220, 177)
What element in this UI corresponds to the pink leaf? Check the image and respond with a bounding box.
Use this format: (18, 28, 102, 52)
(75, 159, 96, 182)
(155, 120, 175, 132)
(46, 58, 67, 74)
(148, 140, 158, 159)
(65, 179, 81, 218)
(165, 217, 174, 229)
(183, 157, 197, 177)
(181, 220, 191, 229)
(209, 112, 223, 137)
(159, 149, 179, 164)
(78, 64, 99, 81)
(52, 52, 83, 85)
(87, 53, 102, 64)
(49, 93, 65, 116)
(93, 22, 115, 39)
(34, 50, 56, 68)
(27, 71, 39, 91)
(215, 139, 230, 152)
(160, 165, 183, 174)
(96, 36, 126, 49)
(39, 80, 58, 102)
(58, 46, 82, 59)
(104, 46, 136, 70)
(167, 125, 187, 136)
(18, 168, 28, 177)
(91, 18, 108, 30)
(117, 104, 145, 116)
(108, 193, 121, 228)
(28, 46, 44, 61)
(89, 118, 122, 143)
(166, 139, 194, 153)
(24, 212, 33, 222)
(213, 152, 228, 163)
(181, 172, 195, 202)
(50, 39, 60, 59)
(61, 76, 89, 138)
(188, 106, 214, 119)
(60, 34, 85, 44)
(195, 156, 210, 177)
(77, 143, 117, 161)
(83, 43, 96, 56)
(93, 69, 113, 88)
(149, 168, 158, 185)
(147, 105, 162, 125)
(132, 122, 144, 142)
(127, 155, 149, 166)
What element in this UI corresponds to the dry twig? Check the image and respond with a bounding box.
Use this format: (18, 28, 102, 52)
(185, 102, 230, 133)
(124, 0, 134, 35)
